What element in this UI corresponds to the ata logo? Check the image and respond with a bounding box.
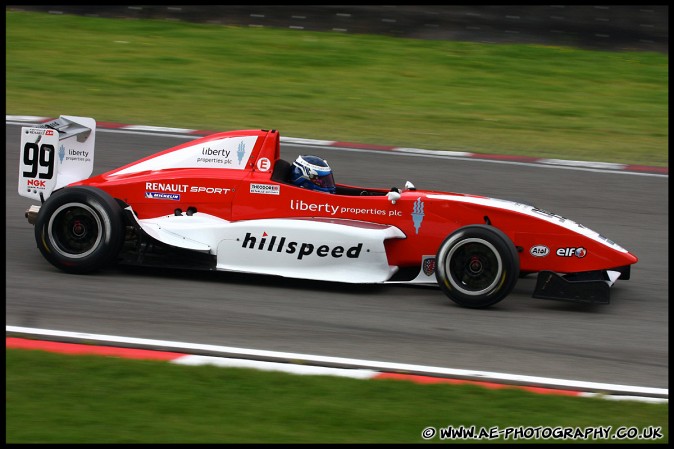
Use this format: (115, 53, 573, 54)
(529, 245, 549, 257)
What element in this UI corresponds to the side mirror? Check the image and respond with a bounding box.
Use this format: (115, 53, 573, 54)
(387, 190, 401, 204)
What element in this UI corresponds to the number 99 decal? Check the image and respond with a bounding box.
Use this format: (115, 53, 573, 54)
(22, 142, 55, 179)
(19, 127, 60, 201)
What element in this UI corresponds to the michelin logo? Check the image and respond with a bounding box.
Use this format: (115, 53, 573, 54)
(145, 192, 180, 200)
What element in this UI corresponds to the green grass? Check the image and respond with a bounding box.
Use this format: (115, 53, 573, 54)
(5, 10, 668, 166)
(5, 349, 668, 443)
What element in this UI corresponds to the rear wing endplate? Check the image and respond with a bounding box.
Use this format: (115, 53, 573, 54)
(18, 115, 96, 201)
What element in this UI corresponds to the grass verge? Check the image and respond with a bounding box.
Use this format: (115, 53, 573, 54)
(6, 10, 668, 166)
(6, 348, 669, 443)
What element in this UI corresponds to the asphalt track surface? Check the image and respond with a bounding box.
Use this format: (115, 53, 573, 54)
(5, 122, 668, 389)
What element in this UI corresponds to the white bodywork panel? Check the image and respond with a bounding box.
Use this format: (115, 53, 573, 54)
(132, 211, 221, 252)
(387, 255, 438, 285)
(606, 270, 621, 286)
(109, 135, 258, 176)
(130, 209, 407, 283)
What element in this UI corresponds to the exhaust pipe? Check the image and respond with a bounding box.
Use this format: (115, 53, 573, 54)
(25, 205, 40, 225)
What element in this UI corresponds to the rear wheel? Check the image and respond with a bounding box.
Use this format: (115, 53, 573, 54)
(435, 225, 519, 308)
(34, 186, 125, 274)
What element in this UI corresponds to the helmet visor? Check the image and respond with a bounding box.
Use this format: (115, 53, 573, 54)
(310, 172, 335, 190)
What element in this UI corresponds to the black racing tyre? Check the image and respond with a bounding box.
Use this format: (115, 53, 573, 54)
(34, 186, 125, 274)
(435, 225, 520, 309)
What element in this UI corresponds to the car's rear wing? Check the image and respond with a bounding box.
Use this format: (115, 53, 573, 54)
(18, 115, 96, 201)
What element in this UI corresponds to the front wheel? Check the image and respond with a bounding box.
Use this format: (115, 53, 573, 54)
(34, 186, 125, 274)
(435, 225, 520, 308)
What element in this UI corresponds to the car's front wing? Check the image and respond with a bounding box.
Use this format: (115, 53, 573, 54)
(532, 266, 631, 304)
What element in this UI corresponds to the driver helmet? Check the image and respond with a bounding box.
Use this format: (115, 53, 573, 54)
(290, 155, 336, 193)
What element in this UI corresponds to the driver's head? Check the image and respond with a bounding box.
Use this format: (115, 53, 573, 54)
(290, 155, 336, 193)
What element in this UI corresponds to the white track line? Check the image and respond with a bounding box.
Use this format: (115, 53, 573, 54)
(6, 326, 667, 403)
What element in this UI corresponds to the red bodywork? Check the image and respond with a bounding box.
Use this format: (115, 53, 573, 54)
(73, 129, 638, 275)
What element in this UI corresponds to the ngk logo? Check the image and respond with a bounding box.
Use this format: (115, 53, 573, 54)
(45, 130, 54, 136)
(556, 247, 587, 258)
(27, 179, 46, 188)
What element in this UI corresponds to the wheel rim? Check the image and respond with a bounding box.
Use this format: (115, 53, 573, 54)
(47, 202, 103, 259)
(445, 238, 503, 296)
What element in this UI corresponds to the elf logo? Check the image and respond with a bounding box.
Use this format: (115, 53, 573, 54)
(241, 232, 363, 260)
(556, 247, 587, 258)
(529, 245, 549, 257)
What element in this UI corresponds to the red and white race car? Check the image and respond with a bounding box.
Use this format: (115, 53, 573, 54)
(18, 116, 638, 308)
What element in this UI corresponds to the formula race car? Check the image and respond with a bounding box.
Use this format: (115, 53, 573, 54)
(18, 116, 638, 308)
